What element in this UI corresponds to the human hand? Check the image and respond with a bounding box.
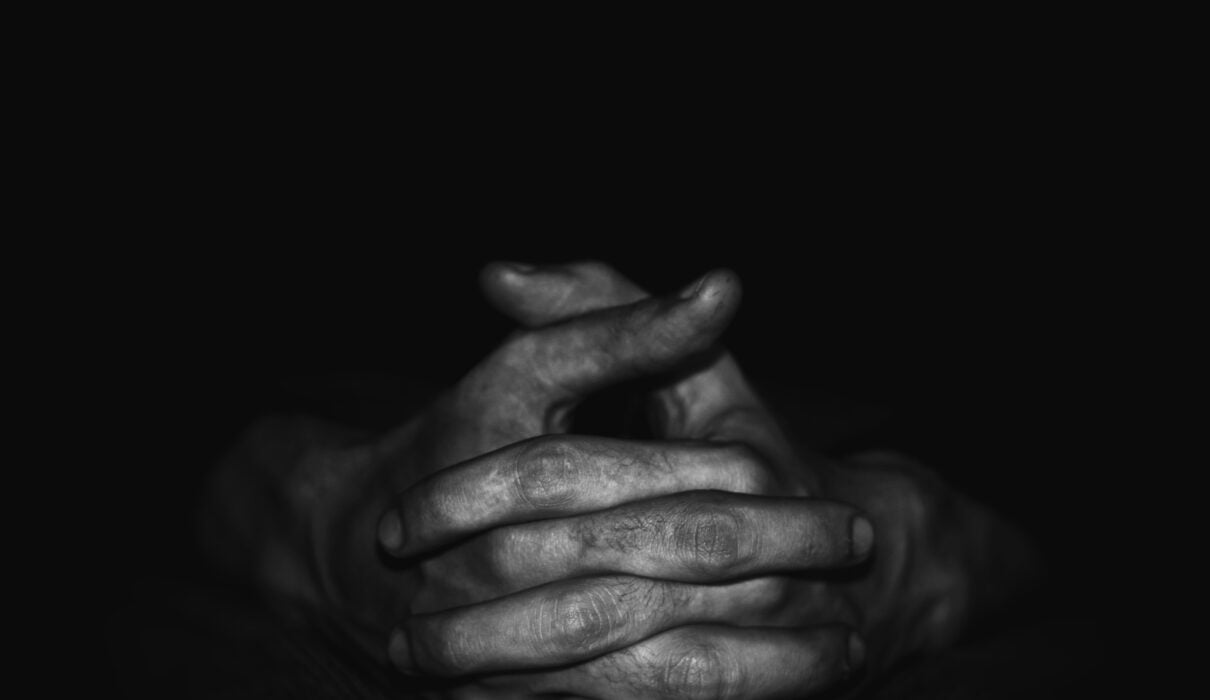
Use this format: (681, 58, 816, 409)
(203, 261, 1038, 699)
(477, 261, 1043, 674)
(206, 267, 873, 699)
(346, 266, 872, 698)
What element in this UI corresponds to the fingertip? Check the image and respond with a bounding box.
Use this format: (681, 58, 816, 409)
(674, 270, 743, 345)
(480, 261, 552, 325)
(847, 630, 867, 671)
(681, 268, 743, 312)
(378, 510, 405, 554)
(851, 515, 874, 559)
(389, 627, 419, 675)
(481, 260, 535, 290)
(676, 272, 710, 300)
(479, 262, 511, 302)
(701, 268, 742, 302)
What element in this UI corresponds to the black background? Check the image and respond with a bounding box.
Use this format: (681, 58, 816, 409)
(100, 193, 1124, 607)
(99, 227, 1122, 685)
(87, 48, 1136, 695)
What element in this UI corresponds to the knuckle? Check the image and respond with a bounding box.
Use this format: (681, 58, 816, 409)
(534, 585, 623, 650)
(672, 504, 744, 574)
(658, 642, 732, 699)
(512, 437, 580, 509)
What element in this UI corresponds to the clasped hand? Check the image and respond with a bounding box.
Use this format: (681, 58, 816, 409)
(204, 262, 1031, 699)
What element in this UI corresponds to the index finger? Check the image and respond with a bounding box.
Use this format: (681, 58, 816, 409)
(481, 261, 797, 451)
(378, 434, 772, 558)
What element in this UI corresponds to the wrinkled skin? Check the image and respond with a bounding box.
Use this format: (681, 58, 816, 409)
(201, 262, 1040, 699)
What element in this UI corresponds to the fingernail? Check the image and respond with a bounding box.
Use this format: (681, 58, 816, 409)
(848, 631, 867, 670)
(378, 511, 405, 552)
(501, 261, 536, 274)
(851, 515, 874, 558)
(389, 628, 418, 675)
(677, 273, 709, 300)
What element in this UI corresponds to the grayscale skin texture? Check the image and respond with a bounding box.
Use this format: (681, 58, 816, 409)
(201, 262, 1040, 699)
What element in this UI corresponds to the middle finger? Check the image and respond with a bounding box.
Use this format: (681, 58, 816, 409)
(379, 435, 778, 559)
(460, 490, 873, 594)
